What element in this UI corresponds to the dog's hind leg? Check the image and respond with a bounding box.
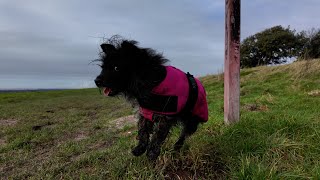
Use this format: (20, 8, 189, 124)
(147, 117, 175, 161)
(132, 115, 154, 156)
(174, 116, 200, 151)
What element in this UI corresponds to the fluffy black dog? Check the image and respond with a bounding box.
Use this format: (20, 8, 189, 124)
(95, 36, 208, 161)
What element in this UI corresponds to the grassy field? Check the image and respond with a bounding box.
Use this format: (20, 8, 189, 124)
(1, 60, 320, 179)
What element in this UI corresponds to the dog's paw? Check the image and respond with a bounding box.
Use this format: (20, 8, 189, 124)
(132, 144, 147, 156)
(146, 148, 160, 161)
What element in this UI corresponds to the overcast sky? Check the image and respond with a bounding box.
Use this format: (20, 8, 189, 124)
(0, 0, 319, 89)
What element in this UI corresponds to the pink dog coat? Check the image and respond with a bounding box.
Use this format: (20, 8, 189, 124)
(139, 66, 208, 122)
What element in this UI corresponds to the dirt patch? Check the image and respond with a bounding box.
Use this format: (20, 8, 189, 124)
(110, 115, 137, 129)
(86, 111, 97, 120)
(0, 119, 18, 126)
(243, 104, 268, 112)
(0, 138, 6, 146)
(32, 148, 53, 163)
(308, 90, 320, 97)
(119, 126, 137, 138)
(32, 121, 54, 131)
(74, 131, 89, 141)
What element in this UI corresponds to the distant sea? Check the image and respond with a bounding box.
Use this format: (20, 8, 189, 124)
(0, 89, 74, 93)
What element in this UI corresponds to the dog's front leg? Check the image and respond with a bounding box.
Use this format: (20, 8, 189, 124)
(132, 115, 154, 156)
(147, 118, 173, 161)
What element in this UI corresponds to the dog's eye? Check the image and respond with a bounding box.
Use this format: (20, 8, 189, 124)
(114, 66, 119, 71)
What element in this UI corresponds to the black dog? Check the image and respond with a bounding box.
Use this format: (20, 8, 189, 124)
(95, 36, 208, 161)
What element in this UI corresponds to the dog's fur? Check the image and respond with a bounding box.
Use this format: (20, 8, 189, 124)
(95, 36, 203, 161)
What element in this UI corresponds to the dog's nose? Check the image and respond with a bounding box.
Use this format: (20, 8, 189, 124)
(94, 76, 103, 87)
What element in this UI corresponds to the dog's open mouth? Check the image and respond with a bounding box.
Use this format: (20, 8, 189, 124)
(102, 87, 119, 96)
(103, 87, 112, 96)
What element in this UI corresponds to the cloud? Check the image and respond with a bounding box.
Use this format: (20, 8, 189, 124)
(242, 0, 320, 38)
(0, 0, 319, 89)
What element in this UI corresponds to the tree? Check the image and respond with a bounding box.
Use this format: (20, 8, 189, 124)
(240, 26, 300, 68)
(299, 28, 320, 60)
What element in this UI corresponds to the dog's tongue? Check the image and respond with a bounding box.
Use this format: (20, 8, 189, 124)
(103, 87, 112, 96)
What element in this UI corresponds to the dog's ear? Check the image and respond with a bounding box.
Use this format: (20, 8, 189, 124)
(121, 40, 138, 51)
(100, 44, 116, 53)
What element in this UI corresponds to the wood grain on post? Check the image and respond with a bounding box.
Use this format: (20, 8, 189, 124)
(224, 0, 240, 124)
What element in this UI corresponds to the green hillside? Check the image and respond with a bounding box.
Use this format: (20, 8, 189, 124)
(1, 60, 320, 179)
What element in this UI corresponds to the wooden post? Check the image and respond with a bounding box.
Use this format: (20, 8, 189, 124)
(224, 0, 240, 124)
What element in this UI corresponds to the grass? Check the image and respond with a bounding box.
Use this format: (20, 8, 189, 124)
(1, 59, 320, 179)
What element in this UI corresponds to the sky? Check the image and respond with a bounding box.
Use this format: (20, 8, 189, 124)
(0, 0, 319, 89)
